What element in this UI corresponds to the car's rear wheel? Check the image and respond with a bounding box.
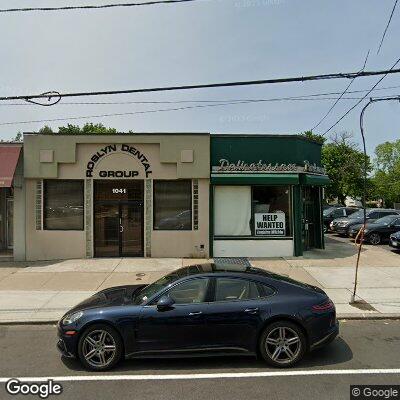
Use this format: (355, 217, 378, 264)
(259, 321, 306, 368)
(78, 324, 123, 371)
(368, 232, 381, 245)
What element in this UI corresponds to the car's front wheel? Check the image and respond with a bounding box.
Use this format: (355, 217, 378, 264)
(368, 232, 381, 245)
(78, 324, 123, 371)
(259, 321, 306, 368)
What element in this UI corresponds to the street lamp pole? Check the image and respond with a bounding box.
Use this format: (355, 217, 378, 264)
(351, 96, 400, 303)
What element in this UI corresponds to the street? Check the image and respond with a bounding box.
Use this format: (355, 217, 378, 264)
(326, 233, 399, 254)
(0, 320, 399, 399)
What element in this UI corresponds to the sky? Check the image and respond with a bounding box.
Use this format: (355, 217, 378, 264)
(0, 0, 400, 155)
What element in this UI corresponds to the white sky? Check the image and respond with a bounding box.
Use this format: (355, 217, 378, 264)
(0, 0, 400, 154)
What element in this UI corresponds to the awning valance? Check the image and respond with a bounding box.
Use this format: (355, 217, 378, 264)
(301, 174, 330, 186)
(0, 145, 22, 187)
(211, 173, 300, 185)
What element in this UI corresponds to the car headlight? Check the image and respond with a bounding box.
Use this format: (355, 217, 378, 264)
(62, 311, 83, 325)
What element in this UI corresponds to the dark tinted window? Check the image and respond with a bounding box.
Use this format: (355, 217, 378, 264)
(153, 180, 192, 230)
(166, 278, 209, 304)
(44, 180, 84, 230)
(345, 208, 358, 216)
(379, 211, 398, 218)
(368, 211, 380, 219)
(260, 283, 275, 297)
(214, 278, 262, 301)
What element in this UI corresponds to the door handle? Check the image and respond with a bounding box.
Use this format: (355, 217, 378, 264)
(244, 308, 259, 314)
(120, 226, 124, 233)
(189, 311, 202, 316)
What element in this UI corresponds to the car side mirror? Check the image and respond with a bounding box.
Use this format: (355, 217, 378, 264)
(156, 295, 175, 311)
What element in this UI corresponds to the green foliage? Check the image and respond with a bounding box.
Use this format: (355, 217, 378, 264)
(299, 130, 326, 145)
(38, 123, 117, 134)
(371, 139, 400, 207)
(321, 132, 370, 205)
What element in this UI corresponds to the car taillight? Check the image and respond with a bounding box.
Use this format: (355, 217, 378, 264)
(312, 300, 335, 312)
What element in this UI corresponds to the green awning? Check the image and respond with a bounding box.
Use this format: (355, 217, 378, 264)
(211, 173, 300, 185)
(302, 174, 330, 186)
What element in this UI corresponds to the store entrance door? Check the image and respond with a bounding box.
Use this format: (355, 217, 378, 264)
(302, 186, 320, 251)
(94, 180, 144, 257)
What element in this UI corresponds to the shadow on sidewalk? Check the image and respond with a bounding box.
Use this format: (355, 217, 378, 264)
(301, 236, 364, 260)
(61, 337, 352, 372)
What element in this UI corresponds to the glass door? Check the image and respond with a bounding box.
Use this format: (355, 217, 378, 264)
(94, 203, 120, 257)
(121, 203, 143, 257)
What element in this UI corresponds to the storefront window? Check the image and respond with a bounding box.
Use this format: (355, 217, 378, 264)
(44, 180, 84, 230)
(214, 185, 292, 238)
(252, 186, 291, 237)
(153, 180, 192, 230)
(214, 186, 251, 236)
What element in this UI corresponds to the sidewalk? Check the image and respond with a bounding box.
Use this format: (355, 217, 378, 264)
(0, 237, 399, 323)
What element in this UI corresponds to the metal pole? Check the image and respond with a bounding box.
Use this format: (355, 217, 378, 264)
(350, 96, 400, 303)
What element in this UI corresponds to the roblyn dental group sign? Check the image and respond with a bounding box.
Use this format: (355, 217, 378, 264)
(85, 144, 153, 178)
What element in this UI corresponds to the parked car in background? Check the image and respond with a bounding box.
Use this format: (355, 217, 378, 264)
(349, 215, 400, 245)
(331, 208, 400, 237)
(323, 206, 359, 233)
(389, 231, 400, 251)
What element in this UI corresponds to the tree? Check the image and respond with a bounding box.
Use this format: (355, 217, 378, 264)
(299, 130, 326, 145)
(38, 123, 117, 134)
(371, 139, 400, 207)
(321, 132, 371, 205)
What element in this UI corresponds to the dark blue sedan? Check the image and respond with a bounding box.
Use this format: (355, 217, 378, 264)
(57, 263, 338, 371)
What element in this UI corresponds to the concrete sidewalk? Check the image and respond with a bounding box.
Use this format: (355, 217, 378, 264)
(0, 237, 399, 323)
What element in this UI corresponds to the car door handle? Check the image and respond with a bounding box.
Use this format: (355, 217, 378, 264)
(189, 311, 202, 316)
(244, 308, 259, 314)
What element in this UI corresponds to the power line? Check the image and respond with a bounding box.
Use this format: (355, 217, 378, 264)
(1, 94, 400, 127)
(0, 0, 199, 13)
(1, 67, 400, 103)
(3, 84, 400, 106)
(0, 99, 271, 126)
(310, 50, 370, 131)
(377, 0, 399, 54)
(321, 56, 400, 136)
(2, 93, 400, 107)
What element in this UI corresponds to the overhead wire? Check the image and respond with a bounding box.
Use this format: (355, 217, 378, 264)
(0, 0, 200, 13)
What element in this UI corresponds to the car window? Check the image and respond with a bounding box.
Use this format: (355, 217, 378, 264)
(367, 211, 380, 219)
(166, 278, 210, 305)
(214, 278, 262, 301)
(333, 209, 345, 218)
(379, 211, 397, 218)
(393, 218, 400, 227)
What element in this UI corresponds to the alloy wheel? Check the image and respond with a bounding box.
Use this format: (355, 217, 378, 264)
(264, 326, 301, 365)
(369, 233, 381, 245)
(82, 329, 117, 368)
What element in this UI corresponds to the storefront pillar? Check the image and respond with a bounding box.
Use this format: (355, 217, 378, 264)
(293, 185, 303, 257)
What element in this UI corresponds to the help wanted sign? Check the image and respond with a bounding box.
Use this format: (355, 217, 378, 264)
(255, 213, 286, 236)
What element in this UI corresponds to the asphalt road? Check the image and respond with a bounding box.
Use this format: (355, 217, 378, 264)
(0, 320, 400, 400)
(326, 232, 399, 253)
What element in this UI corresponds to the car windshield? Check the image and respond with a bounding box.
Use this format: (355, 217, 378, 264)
(373, 215, 397, 225)
(323, 207, 335, 216)
(348, 210, 365, 219)
(132, 271, 183, 305)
